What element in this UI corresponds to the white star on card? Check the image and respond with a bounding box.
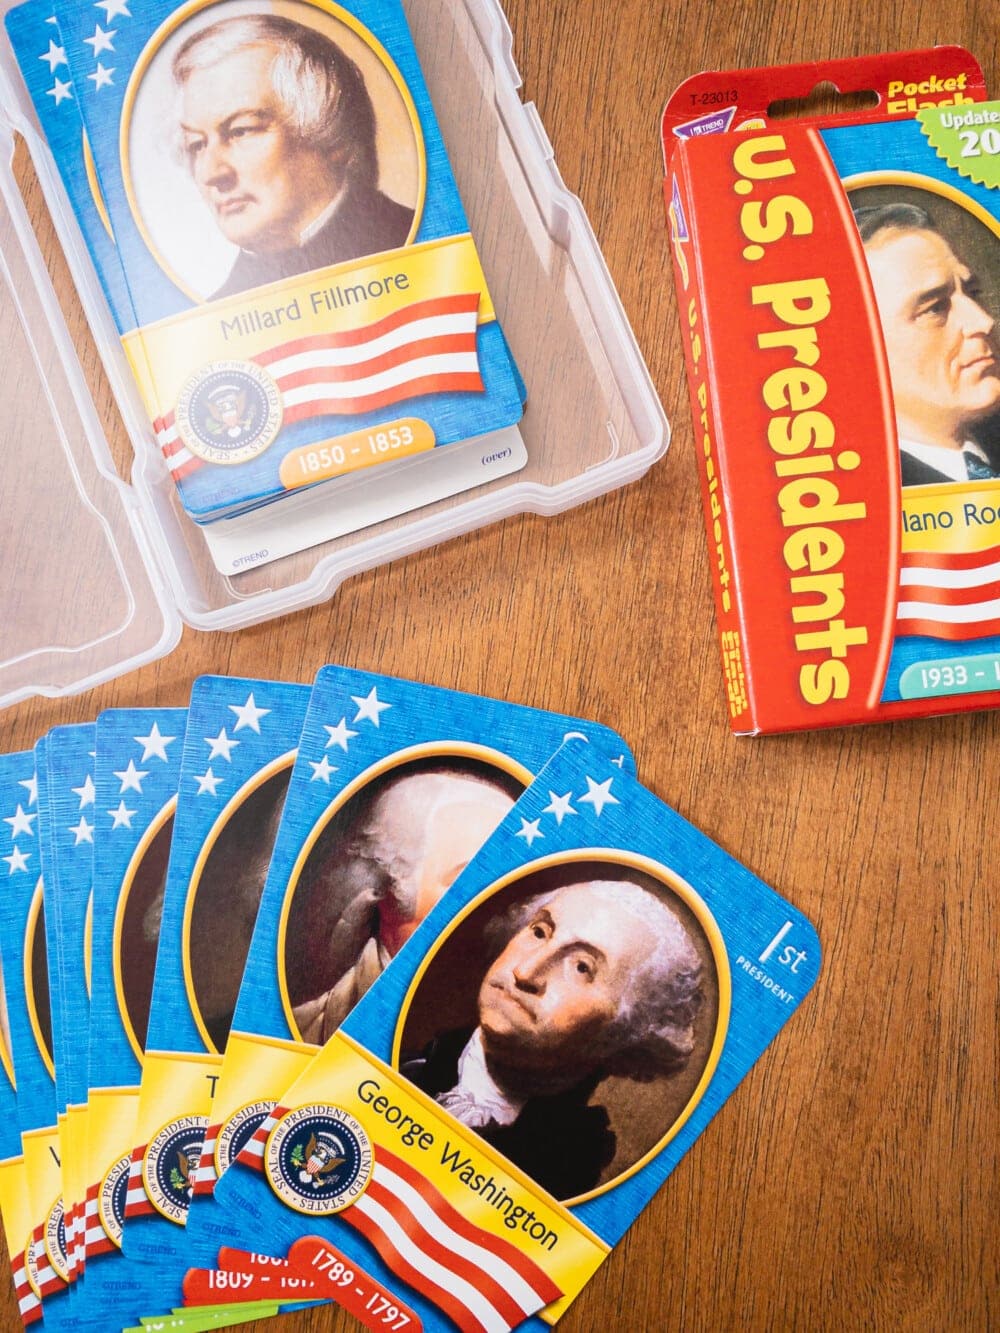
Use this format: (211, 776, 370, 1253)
(134, 723, 175, 763)
(94, 0, 131, 20)
(3, 847, 30, 875)
(39, 39, 67, 72)
(309, 755, 337, 783)
(69, 816, 94, 846)
(229, 693, 270, 734)
(542, 791, 576, 825)
(108, 800, 137, 830)
(351, 688, 391, 727)
(87, 63, 114, 90)
(4, 805, 37, 839)
(194, 769, 223, 797)
(47, 78, 73, 106)
(515, 818, 544, 847)
(578, 776, 619, 817)
(323, 718, 358, 751)
(71, 774, 96, 808)
(19, 775, 38, 806)
(113, 761, 147, 795)
(204, 728, 239, 762)
(83, 25, 115, 56)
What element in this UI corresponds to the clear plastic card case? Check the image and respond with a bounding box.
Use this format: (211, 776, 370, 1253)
(0, 0, 667, 708)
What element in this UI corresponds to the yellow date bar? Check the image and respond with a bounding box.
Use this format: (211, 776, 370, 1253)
(279, 419, 435, 488)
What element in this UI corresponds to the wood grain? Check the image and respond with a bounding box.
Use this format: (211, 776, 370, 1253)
(3, 2, 999, 1330)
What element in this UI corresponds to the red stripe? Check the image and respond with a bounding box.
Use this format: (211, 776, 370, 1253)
(192, 1175, 216, 1196)
(170, 456, 203, 480)
(345, 1202, 491, 1333)
(274, 333, 476, 390)
(377, 1145, 561, 1303)
(153, 413, 174, 433)
(901, 546, 1000, 571)
(255, 294, 481, 365)
(899, 577, 1000, 606)
(363, 1174, 528, 1328)
(86, 1237, 116, 1257)
(283, 372, 484, 423)
(895, 615, 1000, 639)
(160, 435, 185, 458)
(125, 1199, 157, 1218)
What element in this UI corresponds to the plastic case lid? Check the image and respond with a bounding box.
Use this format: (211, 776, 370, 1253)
(0, 0, 668, 710)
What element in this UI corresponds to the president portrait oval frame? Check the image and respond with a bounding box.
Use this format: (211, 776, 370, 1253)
(118, 0, 427, 304)
(844, 169, 1000, 337)
(113, 797, 178, 1065)
(392, 850, 731, 1207)
(276, 742, 532, 1044)
(24, 881, 54, 1079)
(181, 753, 297, 1056)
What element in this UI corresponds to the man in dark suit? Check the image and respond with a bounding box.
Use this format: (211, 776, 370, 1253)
(172, 14, 414, 300)
(402, 879, 704, 1201)
(854, 202, 1000, 485)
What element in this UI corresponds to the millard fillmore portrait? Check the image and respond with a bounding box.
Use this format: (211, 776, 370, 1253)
(126, 1, 422, 302)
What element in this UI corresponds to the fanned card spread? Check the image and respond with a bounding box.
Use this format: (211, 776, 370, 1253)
(0, 668, 820, 1329)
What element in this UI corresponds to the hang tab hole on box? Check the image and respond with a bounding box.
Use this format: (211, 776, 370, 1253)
(767, 81, 880, 121)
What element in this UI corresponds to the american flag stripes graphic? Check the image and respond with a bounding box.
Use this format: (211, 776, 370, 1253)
(124, 1148, 156, 1219)
(238, 1112, 561, 1333)
(83, 1186, 115, 1258)
(29, 1225, 65, 1298)
(157, 293, 485, 481)
(191, 1122, 222, 1195)
(897, 546, 1000, 639)
(10, 1247, 41, 1325)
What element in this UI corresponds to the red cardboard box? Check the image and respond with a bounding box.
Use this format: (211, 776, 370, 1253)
(663, 49, 1000, 733)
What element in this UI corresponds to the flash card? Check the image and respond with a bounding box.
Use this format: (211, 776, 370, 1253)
(69, 708, 187, 1326)
(4, 2, 136, 331)
(43, 0, 525, 523)
(0, 739, 70, 1317)
(186, 664, 633, 1265)
(207, 740, 820, 1330)
(0, 749, 45, 1325)
(44, 724, 97, 1288)
(120, 677, 312, 1326)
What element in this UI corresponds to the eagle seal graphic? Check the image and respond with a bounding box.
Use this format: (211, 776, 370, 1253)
(264, 1104, 373, 1216)
(175, 360, 283, 466)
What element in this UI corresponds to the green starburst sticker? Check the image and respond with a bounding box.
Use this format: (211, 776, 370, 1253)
(918, 103, 1000, 189)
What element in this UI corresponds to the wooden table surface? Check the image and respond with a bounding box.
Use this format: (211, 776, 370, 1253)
(3, 2, 999, 1330)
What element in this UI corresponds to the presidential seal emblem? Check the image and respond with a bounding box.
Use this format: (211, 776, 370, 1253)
(215, 1100, 275, 1178)
(175, 360, 282, 466)
(24, 1235, 42, 1300)
(141, 1115, 209, 1224)
(43, 1197, 69, 1282)
(98, 1154, 131, 1248)
(264, 1105, 372, 1216)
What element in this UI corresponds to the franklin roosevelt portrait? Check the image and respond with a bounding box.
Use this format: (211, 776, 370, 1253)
(286, 759, 521, 1046)
(171, 11, 415, 299)
(401, 871, 714, 1201)
(854, 197, 1000, 485)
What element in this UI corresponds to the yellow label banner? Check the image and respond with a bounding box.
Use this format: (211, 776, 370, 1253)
(211, 1032, 314, 1134)
(122, 234, 494, 419)
(281, 1031, 609, 1318)
(21, 1125, 61, 1248)
(902, 481, 1000, 553)
(0, 1156, 33, 1257)
(135, 1050, 223, 1145)
(85, 1087, 139, 1196)
(66, 1106, 88, 1232)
